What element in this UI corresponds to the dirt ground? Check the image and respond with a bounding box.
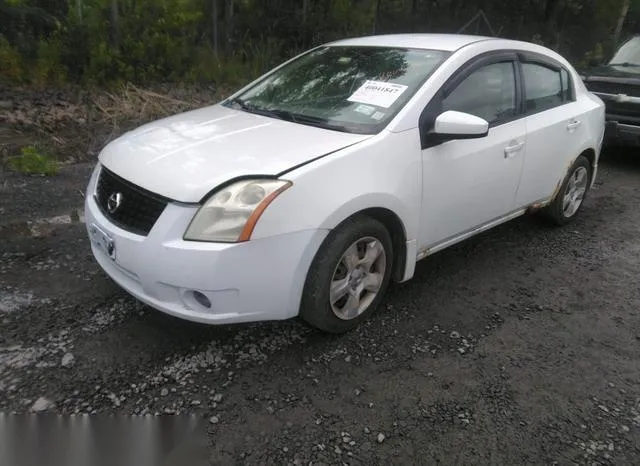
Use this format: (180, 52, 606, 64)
(1, 147, 640, 465)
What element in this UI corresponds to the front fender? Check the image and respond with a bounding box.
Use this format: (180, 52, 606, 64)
(316, 192, 411, 232)
(251, 130, 422, 243)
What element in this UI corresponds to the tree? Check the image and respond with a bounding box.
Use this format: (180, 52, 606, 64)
(613, 0, 631, 46)
(212, 0, 219, 57)
(110, 0, 119, 48)
(0, 0, 637, 86)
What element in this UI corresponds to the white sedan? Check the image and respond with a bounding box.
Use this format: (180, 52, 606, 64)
(85, 34, 605, 333)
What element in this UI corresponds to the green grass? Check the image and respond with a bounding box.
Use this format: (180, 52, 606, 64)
(9, 145, 59, 176)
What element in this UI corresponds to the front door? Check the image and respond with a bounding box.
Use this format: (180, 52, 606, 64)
(418, 59, 526, 250)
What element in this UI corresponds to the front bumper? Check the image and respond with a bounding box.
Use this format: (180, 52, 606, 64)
(604, 118, 640, 147)
(84, 169, 327, 325)
(588, 91, 640, 147)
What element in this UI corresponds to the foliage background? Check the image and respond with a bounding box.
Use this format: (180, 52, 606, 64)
(1, 0, 639, 88)
(0, 0, 638, 172)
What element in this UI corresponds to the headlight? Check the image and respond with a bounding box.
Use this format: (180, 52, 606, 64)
(184, 179, 292, 242)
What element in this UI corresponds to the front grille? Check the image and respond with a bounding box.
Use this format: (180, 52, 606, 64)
(95, 167, 168, 236)
(586, 80, 640, 97)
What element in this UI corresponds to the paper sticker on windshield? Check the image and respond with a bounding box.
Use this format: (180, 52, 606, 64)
(354, 104, 375, 116)
(347, 80, 408, 108)
(371, 111, 385, 121)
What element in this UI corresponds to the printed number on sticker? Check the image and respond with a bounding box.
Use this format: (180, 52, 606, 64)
(347, 80, 408, 109)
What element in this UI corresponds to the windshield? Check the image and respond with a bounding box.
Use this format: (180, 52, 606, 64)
(224, 46, 450, 134)
(609, 36, 640, 66)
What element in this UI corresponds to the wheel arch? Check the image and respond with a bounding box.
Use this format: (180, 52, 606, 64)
(318, 197, 412, 284)
(548, 146, 598, 204)
(350, 207, 408, 283)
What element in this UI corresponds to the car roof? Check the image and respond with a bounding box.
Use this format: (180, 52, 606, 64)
(327, 33, 496, 52)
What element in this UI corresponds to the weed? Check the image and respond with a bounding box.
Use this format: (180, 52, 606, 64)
(9, 146, 59, 176)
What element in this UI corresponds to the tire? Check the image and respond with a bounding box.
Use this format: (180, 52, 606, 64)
(542, 155, 592, 226)
(300, 215, 394, 334)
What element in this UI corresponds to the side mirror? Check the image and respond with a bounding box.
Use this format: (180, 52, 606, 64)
(429, 110, 489, 143)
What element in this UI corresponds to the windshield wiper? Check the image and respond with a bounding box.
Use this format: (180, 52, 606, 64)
(226, 98, 297, 122)
(259, 108, 298, 123)
(227, 97, 252, 111)
(609, 62, 640, 67)
(291, 114, 353, 133)
(226, 98, 355, 132)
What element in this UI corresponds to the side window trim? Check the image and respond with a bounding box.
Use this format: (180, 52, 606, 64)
(560, 68, 576, 102)
(516, 51, 576, 101)
(419, 51, 522, 149)
(441, 51, 518, 97)
(516, 51, 577, 117)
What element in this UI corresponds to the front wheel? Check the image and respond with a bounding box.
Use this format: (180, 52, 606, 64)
(300, 215, 393, 334)
(542, 155, 592, 225)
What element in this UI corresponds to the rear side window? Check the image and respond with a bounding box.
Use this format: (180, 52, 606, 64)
(522, 62, 567, 112)
(441, 61, 517, 125)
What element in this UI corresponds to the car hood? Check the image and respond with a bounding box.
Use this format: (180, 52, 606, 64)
(99, 105, 372, 202)
(581, 64, 640, 84)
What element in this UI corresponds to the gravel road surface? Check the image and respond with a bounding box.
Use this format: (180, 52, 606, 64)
(1, 149, 639, 465)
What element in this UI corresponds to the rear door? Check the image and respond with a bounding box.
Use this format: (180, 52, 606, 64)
(515, 54, 589, 206)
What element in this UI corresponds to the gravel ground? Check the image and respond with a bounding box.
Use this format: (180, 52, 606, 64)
(1, 148, 639, 465)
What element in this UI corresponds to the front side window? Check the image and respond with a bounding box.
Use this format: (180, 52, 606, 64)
(224, 46, 450, 134)
(441, 61, 517, 125)
(522, 62, 564, 112)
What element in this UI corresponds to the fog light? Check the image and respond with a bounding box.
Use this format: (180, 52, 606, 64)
(192, 291, 211, 309)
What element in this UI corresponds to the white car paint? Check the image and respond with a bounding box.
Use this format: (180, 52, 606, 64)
(516, 99, 600, 206)
(86, 34, 605, 326)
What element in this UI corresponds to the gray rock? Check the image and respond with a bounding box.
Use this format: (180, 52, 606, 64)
(61, 353, 75, 368)
(377, 433, 385, 444)
(31, 397, 54, 412)
(209, 416, 219, 424)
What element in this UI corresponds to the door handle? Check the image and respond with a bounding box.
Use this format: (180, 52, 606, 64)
(567, 119, 582, 131)
(504, 141, 524, 158)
